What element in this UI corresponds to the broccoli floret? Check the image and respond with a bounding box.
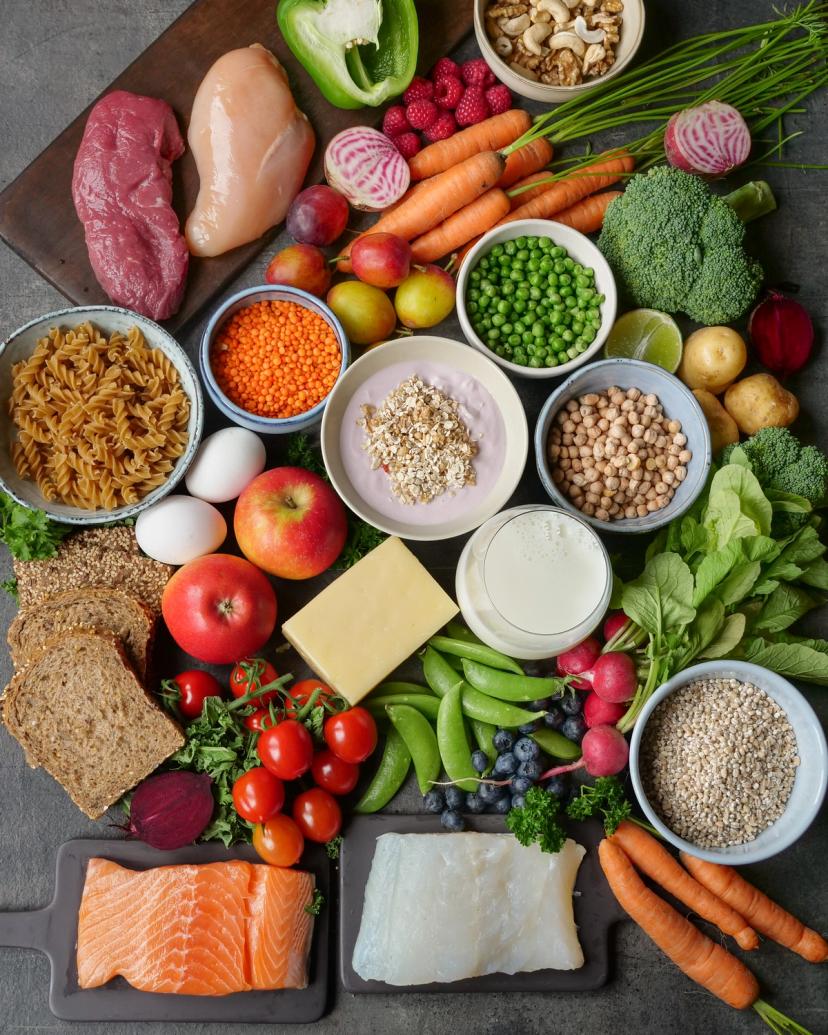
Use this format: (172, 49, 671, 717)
(598, 166, 769, 325)
(731, 427, 828, 505)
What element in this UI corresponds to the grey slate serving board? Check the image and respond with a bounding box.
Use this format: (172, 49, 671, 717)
(0, 838, 330, 1023)
(339, 815, 625, 994)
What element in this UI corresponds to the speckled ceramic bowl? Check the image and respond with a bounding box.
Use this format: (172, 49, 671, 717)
(0, 305, 203, 525)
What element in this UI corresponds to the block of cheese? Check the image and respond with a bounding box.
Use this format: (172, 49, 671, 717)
(282, 537, 458, 705)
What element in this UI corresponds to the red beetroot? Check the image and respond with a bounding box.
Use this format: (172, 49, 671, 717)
(603, 611, 630, 643)
(556, 636, 601, 690)
(126, 771, 214, 850)
(591, 652, 637, 703)
(584, 692, 627, 728)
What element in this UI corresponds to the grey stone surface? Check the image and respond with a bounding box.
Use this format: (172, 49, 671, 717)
(0, 1, 826, 1033)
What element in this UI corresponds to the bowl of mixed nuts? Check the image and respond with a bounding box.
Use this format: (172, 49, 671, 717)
(475, 0, 645, 102)
(534, 358, 711, 533)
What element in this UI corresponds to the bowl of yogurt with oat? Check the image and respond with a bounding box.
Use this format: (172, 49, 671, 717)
(320, 337, 529, 541)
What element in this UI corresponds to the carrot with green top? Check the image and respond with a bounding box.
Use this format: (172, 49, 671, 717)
(550, 191, 623, 234)
(681, 853, 828, 963)
(503, 151, 634, 225)
(498, 138, 554, 189)
(410, 189, 511, 263)
(408, 110, 532, 181)
(508, 170, 558, 210)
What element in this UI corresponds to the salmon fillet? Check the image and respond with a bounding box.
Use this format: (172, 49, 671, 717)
(77, 858, 315, 995)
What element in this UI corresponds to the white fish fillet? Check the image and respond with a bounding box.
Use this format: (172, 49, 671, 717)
(352, 833, 585, 985)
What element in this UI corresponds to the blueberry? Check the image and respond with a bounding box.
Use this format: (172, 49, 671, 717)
(513, 737, 540, 763)
(522, 660, 549, 678)
(511, 793, 526, 810)
(543, 705, 565, 730)
(423, 789, 445, 813)
(445, 785, 466, 810)
(517, 759, 543, 781)
(511, 775, 533, 795)
(441, 809, 465, 832)
(545, 775, 569, 798)
(478, 780, 506, 803)
(561, 693, 584, 715)
(472, 750, 490, 773)
(465, 792, 486, 813)
(492, 729, 514, 752)
(562, 715, 587, 744)
(493, 751, 517, 776)
(490, 796, 512, 815)
(518, 720, 539, 734)
(529, 697, 550, 712)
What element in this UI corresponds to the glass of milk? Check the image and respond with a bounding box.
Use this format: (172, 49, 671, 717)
(456, 505, 612, 660)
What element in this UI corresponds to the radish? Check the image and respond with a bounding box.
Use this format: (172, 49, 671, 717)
(602, 611, 629, 643)
(556, 636, 601, 690)
(584, 692, 627, 729)
(590, 651, 637, 703)
(664, 101, 751, 179)
(540, 725, 629, 780)
(325, 127, 411, 211)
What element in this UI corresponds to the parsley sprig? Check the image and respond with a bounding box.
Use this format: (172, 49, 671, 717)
(566, 776, 632, 835)
(505, 786, 567, 854)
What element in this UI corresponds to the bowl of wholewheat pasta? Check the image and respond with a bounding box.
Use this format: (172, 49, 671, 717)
(0, 305, 203, 525)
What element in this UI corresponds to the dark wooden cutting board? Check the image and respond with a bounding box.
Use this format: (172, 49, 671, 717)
(0, 0, 473, 333)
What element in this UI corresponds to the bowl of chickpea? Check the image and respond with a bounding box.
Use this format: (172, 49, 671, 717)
(534, 358, 711, 534)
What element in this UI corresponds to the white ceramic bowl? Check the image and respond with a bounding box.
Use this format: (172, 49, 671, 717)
(630, 661, 828, 865)
(0, 305, 203, 525)
(320, 336, 528, 542)
(474, 0, 646, 103)
(535, 358, 711, 533)
(456, 219, 617, 380)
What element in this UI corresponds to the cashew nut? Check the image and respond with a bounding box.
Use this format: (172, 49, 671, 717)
(574, 14, 605, 43)
(546, 31, 586, 57)
(522, 21, 553, 55)
(564, 0, 581, 6)
(537, 0, 570, 22)
(500, 12, 531, 34)
(534, 10, 553, 22)
(582, 42, 606, 71)
(494, 35, 514, 56)
(510, 61, 539, 80)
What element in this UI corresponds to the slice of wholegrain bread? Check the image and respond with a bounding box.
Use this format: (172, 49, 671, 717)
(14, 527, 173, 615)
(2, 630, 183, 819)
(7, 588, 155, 679)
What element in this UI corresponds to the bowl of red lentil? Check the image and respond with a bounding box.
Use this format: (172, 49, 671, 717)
(200, 285, 349, 434)
(534, 358, 711, 534)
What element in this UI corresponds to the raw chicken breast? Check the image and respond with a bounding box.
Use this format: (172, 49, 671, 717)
(352, 833, 585, 986)
(185, 45, 315, 257)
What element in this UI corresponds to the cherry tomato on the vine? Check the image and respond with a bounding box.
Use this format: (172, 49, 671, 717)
(230, 658, 280, 704)
(243, 707, 281, 734)
(324, 707, 377, 764)
(252, 814, 304, 867)
(311, 749, 359, 796)
(172, 669, 223, 719)
(285, 678, 335, 718)
(232, 767, 284, 824)
(257, 719, 314, 780)
(292, 788, 342, 843)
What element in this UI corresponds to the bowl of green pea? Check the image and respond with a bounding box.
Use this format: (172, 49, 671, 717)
(456, 219, 617, 379)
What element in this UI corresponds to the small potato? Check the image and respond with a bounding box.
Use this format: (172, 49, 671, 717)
(693, 389, 740, 454)
(724, 374, 799, 435)
(678, 326, 747, 394)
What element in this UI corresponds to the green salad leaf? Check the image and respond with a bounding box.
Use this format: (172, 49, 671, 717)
(0, 493, 71, 561)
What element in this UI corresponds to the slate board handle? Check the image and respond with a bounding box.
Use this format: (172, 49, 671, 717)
(0, 907, 51, 951)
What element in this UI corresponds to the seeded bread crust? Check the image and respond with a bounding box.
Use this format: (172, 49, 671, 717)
(2, 630, 183, 819)
(7, 588, 156, 679)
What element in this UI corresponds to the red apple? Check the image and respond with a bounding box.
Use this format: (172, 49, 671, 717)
(161, 554, 277, 664)
(234, 467, 348, 580)
(264, 243, 331, 297)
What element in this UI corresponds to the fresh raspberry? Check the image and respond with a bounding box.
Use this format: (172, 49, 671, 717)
(393, 131, 422, 160)
(382, 105, 411, 138)
(461, 58, 496, 88)
(485, 84, 512, 115)
(430, 57, 460, 83)
(455, 86, 491, 127)
(424, 111, 457, 142)
(406, 99, 438, 131)
(403, 76, 434, 105)
(434, 75, 464, 111)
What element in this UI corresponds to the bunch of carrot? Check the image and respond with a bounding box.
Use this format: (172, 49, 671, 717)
(600, 821, 827, 1033)
(336, 109, 633, 272)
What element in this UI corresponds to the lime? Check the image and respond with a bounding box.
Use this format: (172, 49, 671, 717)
(604, 309, 683, 372)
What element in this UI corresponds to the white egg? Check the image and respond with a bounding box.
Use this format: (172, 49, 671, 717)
(136, 495, 227, 565)
(185, 427, 267, 503)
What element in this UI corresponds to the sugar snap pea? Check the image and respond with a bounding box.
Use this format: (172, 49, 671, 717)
(460, 685, 545, 728)
(422, 645, 463, 698)
(446, 620, 485, 646)
(469, 718, 497, 773)
(427, 636, 523, 675)
(354, 728, 411, 814)
(531, 728, 582, 761)
(444, 652, 465, 673)
(462, 658, 569, 702)
(387, 704, 441, 794)
(365, 694, 441, 722)
(436, 684, 478, 792)
(373, 681, 435, 696)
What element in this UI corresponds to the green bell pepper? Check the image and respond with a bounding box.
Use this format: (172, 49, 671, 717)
(277, 0, 419, 110)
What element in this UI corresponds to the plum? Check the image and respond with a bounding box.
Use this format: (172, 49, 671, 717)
(327, 281, 397, 347)
(351, 233, 411, 289)
(264, 243, 330, 298)
(394, 264, 456, 328)
(286, 185, 349, 246)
